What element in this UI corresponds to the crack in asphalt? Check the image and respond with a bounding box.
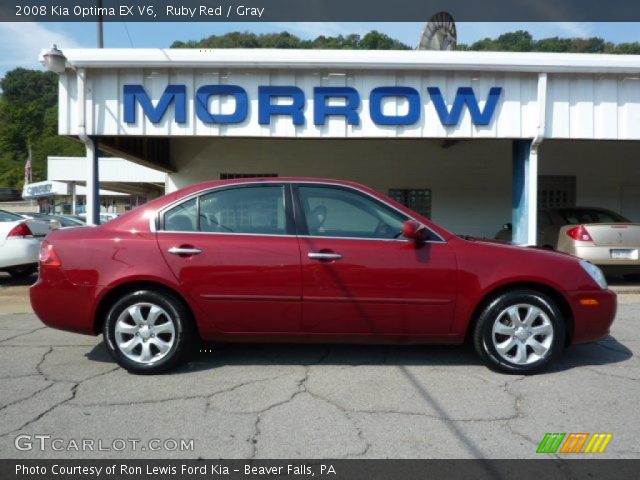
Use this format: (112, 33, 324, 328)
(0, 327, 48, 344)
(1, 314, 639, 459)
(0, 347, 56, 414)
(0, 382, 55, 413)
(247, 347, 354, 459)
(0, 346, 120, 438)
(500, 377, 540, 448)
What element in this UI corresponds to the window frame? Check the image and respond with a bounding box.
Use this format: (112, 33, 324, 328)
(153, 181, 445, 243)
(158, 183, 296, 236)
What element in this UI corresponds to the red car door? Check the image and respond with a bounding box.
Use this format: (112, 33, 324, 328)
(295, 184, 457, 335)
(156, 184, 301, 333)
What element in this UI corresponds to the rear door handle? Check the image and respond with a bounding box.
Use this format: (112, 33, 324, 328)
(168, 246, 203, 256)
(308, 252, 343, 261)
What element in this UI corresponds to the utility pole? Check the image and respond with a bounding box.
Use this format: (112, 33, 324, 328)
(97, 0, 104, 48)
(90, 0, 104, 224)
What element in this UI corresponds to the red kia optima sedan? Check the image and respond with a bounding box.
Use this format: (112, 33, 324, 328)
(30, 178, 616, 374)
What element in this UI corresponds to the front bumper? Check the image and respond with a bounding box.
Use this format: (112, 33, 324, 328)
(566, 288, 617, 344)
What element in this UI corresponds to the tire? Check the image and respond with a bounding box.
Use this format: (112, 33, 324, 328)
(7, 265, 37, 277)
(473, 290, 565, 374)
(103, 290, 195, 374)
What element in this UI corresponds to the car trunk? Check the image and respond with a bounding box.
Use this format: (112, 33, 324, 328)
(586, 224, 640, 247)
(24, 219, 53, 237)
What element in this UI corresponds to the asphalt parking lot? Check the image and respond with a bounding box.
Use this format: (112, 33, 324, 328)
(0, 273, 639, 459)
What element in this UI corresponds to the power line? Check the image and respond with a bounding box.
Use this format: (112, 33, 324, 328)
(122, 22, 134, 47)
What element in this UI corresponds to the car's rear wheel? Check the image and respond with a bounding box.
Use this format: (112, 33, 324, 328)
(473, 290, 565, 374)
(103, 290, 194, 374)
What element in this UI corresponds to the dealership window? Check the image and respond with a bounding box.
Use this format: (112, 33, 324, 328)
(538, 176, 576, 209)
(388, 189, 432, 218)
(298, 186, 407, 239)
(220, 173, 278, 180)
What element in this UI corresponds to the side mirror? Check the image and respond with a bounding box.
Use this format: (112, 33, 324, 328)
(503, 222, 513, 231)
(402, 220, 429, 242)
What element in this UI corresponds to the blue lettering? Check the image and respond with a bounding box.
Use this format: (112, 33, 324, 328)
(196, 85, 248, 124)
(122, 84, 503, 127)
(369, 87, 421, 126)
(313, 87, 360, 125)
(258, 86, 305, 126)
(428, 87, 503, 126)
(123, 84, 186, 124)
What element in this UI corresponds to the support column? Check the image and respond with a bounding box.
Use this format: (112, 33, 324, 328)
(85, 138, 101, 225)
(512, 140, 538, 245)
(70, 181, 77, 215)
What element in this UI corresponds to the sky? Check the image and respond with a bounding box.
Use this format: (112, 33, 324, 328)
(1, 21, 640, 79)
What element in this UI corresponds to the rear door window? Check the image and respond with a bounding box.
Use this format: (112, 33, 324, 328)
(198, 186, 286, 235)
(162, 186, 287, 235)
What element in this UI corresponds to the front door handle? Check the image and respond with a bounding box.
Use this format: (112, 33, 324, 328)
(308, 252, 343, 261)
(168, 246, 203, 256)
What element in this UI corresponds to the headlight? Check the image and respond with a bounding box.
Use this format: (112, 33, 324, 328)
(579, 260, 607, 290)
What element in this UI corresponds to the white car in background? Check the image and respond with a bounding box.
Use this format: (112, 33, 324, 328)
(0, 210, 51, 277)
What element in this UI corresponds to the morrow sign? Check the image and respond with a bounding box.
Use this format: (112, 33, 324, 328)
(123, 84, 503, 127)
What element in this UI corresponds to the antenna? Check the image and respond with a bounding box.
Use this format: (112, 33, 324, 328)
(417, 12, 457, 51)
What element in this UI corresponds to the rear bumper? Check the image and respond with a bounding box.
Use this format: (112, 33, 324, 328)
(30, 269, 98, 335)
(0, 237, 41, 270)
(566, 244, 640, 267)
(566, 289, 617, 344)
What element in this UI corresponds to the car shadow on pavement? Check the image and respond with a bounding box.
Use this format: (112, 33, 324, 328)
(85, 335, 632, 375)
(85, 343, 117, 363)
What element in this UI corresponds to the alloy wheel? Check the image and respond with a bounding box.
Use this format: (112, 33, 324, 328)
(114, 302, 176, 364)
(491, 303, 554, 365)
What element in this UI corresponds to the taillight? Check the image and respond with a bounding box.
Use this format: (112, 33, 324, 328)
(39, 241, 62, 267)
(7, 223, 33, 238)
(567, 225, 593, 242)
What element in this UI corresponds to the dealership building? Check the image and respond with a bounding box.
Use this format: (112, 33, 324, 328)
(47, 48, 640, 241)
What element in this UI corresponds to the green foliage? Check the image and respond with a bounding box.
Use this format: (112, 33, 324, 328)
(171, 30, 411, 50)
(0, 68, 83, 189)
(460, 30, 639, 54)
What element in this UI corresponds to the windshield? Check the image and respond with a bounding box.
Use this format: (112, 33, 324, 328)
(557, 208, 630, 224)
(0, 210, 22, 222)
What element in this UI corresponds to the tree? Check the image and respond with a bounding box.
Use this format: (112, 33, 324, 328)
(462, 30, 639, 54)
(0, 68, 83, 189)
(171, 30, 411, 50)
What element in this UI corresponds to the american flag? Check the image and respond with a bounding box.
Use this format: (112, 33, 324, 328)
(24, 148, 32, 185)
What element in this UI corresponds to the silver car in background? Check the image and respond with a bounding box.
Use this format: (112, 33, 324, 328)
(496, 207, 640, 280)
(0, 210, 51, 277)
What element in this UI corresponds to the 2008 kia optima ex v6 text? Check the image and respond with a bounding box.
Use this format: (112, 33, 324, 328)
(30, 178, 616, 374)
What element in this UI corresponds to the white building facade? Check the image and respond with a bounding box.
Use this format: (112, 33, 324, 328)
(52, 49, 640, 239)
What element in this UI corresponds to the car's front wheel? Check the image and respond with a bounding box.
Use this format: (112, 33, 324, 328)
(103, 290, 194, 374)
(473, 290, 565, 374)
